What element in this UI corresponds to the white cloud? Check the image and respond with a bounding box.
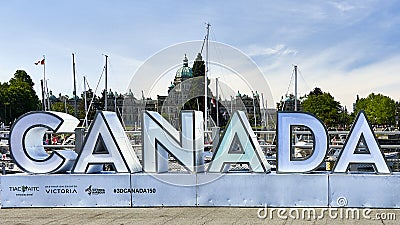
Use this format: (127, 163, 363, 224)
(329, 1, 356, 12)
(245, 44, 298, 57)
(262, 51, 400, 111)
(324, 55, 400, 108)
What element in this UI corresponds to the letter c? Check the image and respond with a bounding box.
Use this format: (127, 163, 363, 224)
(9, 111, 79, 173)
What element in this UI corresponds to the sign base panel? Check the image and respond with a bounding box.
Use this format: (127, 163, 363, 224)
(197, 172, 328, 207)
(329, 172, 400, 208)
(2, 172, 400, 208)
(131, 173, 197, 207)
(1, 173, 131, 208)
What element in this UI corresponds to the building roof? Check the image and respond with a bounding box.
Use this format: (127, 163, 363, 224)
(175, 54, 193, 79)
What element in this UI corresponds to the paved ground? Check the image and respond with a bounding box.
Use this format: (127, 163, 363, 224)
(0, 207, 399, 225)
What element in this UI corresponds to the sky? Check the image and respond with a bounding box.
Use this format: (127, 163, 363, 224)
(1, 0, 400, 110)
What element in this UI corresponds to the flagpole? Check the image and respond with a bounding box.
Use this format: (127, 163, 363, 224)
(41, 79, 45, 111)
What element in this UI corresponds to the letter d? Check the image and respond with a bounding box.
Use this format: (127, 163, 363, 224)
(277, 112, 328, 173)
(257, 205, 268, 219)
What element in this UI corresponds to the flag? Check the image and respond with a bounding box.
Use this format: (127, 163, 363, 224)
(211, 97, 216, 107)
(34, 59, 45, 65)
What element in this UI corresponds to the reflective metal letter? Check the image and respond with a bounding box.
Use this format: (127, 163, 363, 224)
(333, 111, 390, 174)
(277, 112, 328, 173)
(10, 111, 79, 173)
(73, 111, 142, 173)
(207, 111, 271, 172)
(143, 110, 204, 173)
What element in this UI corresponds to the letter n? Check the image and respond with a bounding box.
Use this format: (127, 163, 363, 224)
(142, 110, 204, 173)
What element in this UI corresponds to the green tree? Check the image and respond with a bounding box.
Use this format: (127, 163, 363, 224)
(3, 70, 40, 123)
(51, 102, 75, 116)
(0, 82, 10, 123)
(78, 89, 97, 121)
(301, 87, 343, 127)
(354, 93, 396, 125)
(10, 70, 35, 87)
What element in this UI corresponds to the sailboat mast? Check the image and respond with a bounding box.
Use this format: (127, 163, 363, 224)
(294, 65, 298, 111)
(83, 76, 88, 128)
(216, 77, 219, 127)
(252, 91, 256, 127)
(204, 22, 210, 131)
(104, 54, 108, 111)
(72, 53, 77, 117)
(261, 93, 266, 129)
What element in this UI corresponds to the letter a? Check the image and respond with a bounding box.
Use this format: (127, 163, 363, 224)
(333, 111, 390, 174)
(207, 111, 271, 172)
(72, 111, 142, 173)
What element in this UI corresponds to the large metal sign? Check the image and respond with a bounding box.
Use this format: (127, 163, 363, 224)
(0, 110, 399, 208)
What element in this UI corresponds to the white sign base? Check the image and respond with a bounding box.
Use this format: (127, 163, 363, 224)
(2, 173, 400, 208)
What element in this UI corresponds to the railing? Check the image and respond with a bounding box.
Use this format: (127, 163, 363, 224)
(2, 129, 400, 150)
(2, 129, 400, 149)
(2, 129, 400, 172)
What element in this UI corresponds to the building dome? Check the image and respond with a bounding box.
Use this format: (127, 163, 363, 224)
(168, 82, 175, 92)
(49, 91, 58, 101)
(176, 54, 193, 79)
(284, 96, 292, 102)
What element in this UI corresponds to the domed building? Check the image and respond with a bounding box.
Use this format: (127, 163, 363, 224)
(122, 54, 199, 129)
(172, 54, 193, 87)
(162, 54, 198, 127)
(122, 52, 270, 130)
